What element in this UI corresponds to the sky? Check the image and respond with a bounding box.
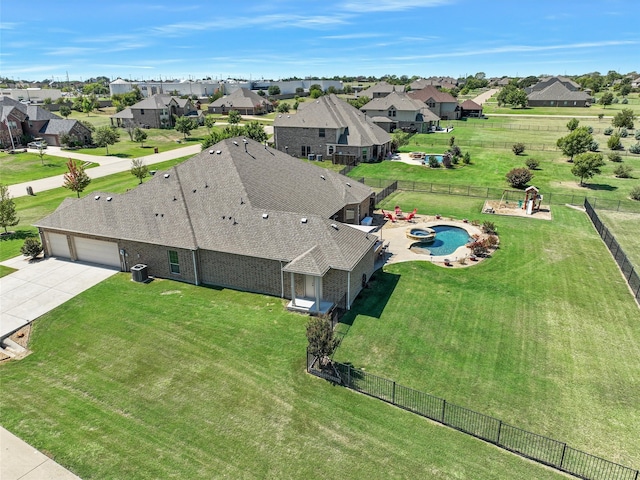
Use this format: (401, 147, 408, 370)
(1, 0, 638, 83)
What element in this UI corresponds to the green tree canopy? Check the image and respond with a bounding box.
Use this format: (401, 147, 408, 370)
(599, 92, 614, 107)
(306, 316, 339, 364)
(566, 118, 579, 131)
(571, 152, 605, 186)
(0, 183, 19, 234)
(267, 85, 281, 96)
(94, 126, 120, 154)
(130, 158, 149, 184)
(174, 116, 197, 138)
(227, 110, 242, 125)
(133, 127, 147, 146)
(81, 95, 97, 116)
(63, 158, 91, 198)
(556, 126, 593, 161)
(59, 105, 72, 118)
(204, 115, 217, 133)
(243, 121, 268, 143)
(612, 109, 635, 129)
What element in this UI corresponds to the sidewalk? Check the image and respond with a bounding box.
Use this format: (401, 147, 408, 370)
(8, 144, 201, 198)
(0, 426, 81, 479)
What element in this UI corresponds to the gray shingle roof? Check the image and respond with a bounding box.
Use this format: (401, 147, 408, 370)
(273, 94, 390, 147)
(408, 86, 458, 104)
(527, 82, 592, 102)
(209, 88, 269, 109)
(360, 92, 441, 121)
(36, 137, 377, 274)
(131, 94, 176, 110)
(0, 97, 60, 121)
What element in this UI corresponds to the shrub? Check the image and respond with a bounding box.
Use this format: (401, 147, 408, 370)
(505, 167, 534, 188)
(613, 164, 633, 178)
(630, 185, 640, 201)
(427, 155, 440, 168)
(448, 136, 455, 146)
(586, 126, 594, 134)
(588, 141, 599, 152)
(20, 237, 43, 259)
(525, 158, 539, 170)
(621, 98, 629, 104)
(482, 221, 497, 235)
(608, 152, 623, 162)
(604, 127, 613, 135)
(635, 130, 640, 141)
(486, 234, 499, 248)
(612, 97, 619, 104)
(467, 236, 490, 257)
(629, 143, 640, 154)
(462, 152, 471, 164)
(448, 145, 461, 157)
(607, 133, 623, 150)
(512, 142, 525, 155)
(620, 127, 628, 138)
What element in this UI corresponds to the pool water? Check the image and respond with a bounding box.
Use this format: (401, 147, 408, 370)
(424, 154, 444, 163)
(411, 225, 471, 256)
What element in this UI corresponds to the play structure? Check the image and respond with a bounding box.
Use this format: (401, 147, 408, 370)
(497, 187, 543, 215)
(405, 226, 437, 243)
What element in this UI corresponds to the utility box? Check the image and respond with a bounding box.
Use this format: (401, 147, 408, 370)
(316, 154, 323, 162)
(307, 154, 315, 161)
(131, 264, 149, 283)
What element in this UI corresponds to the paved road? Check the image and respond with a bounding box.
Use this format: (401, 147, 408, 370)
(471, 88, 499, 105)
(9, 144, 201, 198)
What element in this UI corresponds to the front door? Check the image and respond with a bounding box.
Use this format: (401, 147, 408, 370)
(305, 275, 315, 298)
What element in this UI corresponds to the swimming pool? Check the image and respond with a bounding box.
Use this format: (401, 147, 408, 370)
(410, 225, 471, 256)
(424, 154, 444, 163)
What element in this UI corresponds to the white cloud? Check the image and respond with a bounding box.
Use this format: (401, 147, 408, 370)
(341, 0, 454, 12)
(322, 32, 384, 40)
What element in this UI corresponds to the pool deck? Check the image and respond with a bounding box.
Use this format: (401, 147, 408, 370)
(375, 216, 485, 267)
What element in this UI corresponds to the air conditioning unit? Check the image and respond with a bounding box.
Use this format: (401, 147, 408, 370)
(131, 264, 149, 283)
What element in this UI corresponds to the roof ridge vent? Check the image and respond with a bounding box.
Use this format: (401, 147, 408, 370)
(216, 150, 221, 154)
(331, 223, 339, 230)
(164, 173, 170, 178)
(262, 213, 269, 219)
(106, 197, 112, 201)
(301, 218, 308, 223)
(209, 150, 214, 154)
(233, 141, 239, 146)
(94, 195, 100, 200)
(346, 182, 351, 187)
(320, 175, 325, 180)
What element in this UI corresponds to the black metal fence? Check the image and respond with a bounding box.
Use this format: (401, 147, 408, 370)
(584, 199, 640, 303)
(374, 180, 398, 204)
(307, 351, 639, 480)
(359, 177, 640, 213)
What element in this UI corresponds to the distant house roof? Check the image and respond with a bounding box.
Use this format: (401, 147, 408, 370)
(408, 85, 458, 104)
(527, 82, 592, 102)
(360, 92, 440, 121)
(0, 97, 58, 121)
(111, 108, 134, 119)
(130, 94, 179, 110)
(209, 88, 270, 109)
(36, 138, 376, 275)
(460, 100, 482, 110)
(526, 76, 581, 93)
(274, 94, 391, 147)
(39, 119, 87, 136)
(357, 81, 404, 97)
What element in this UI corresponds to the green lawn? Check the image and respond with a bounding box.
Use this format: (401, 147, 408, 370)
(596, 210, 640, 269)
(0, 156, 192, 262)
(0, 151, 98, 185)
(334, 192, 640, 467)
(0, 264, 16, 277)
(0, 276, 566, 480)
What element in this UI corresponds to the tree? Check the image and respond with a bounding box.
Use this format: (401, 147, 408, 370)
(94, 126, 120, 154)
(525, 158, 539, 170)
(512, 142, 525, 155)
(130, 158, 149, 184)
(243, 121, 268, 143)
(505, 167, 534, 188)
(267, 85, 281, 96)
(630, 185, 640, 201)
(306, 316, 339, 365)
(566, 118, 579, 131)
(59, 105, 71, 118)
(20, 237, 43, 260)
(599, 92, 614, 108)
(612, 109, 635, 129)
(0, 184, 19, 234)
(133, 127, 147, 147)
(613, 164, 632, 178)
(507, 89, 528, 108)
(37, 144, 46, 165)
(81, 95, 97, 116)
(175, 116, 196, 138)
(256, 89, 265, 97)
(204, 115, 217, 133)
(607, 133, 622, 150)
(556, 126, 593, 161)
(276, 103, 290, 113)
(571, 152, 605, 186)
(63, 158, 91, 197)
(227, 109, 241, 125)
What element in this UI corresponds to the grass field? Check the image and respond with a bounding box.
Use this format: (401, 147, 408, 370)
(0, 151, 98, 185)
(0, 276, 567, 480)
(0, 156, 191, 261)
(596, 210, 640, 268)
(334, 192, 640, 467)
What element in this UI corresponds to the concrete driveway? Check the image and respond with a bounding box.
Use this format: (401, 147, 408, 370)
(0, 256, 119, 339)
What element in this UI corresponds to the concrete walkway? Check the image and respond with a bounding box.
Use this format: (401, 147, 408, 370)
(0, 426, 81, 479)
(471, 88, 499, 105)
(8, 144, 201, 198)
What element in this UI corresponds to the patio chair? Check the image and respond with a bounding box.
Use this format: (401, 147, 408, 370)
(381, 209, 396, 222)
(404, 208, 418, 222)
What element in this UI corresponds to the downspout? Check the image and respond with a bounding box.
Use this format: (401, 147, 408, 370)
(192, 250, 199, 286)
(347, 271, 351, 310)
(315, 276, 320, 314)
(280, 261, 284, 298)
(290, 272, 296, 306)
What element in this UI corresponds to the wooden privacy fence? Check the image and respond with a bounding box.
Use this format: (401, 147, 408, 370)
(307, 351, 639, 480)
(584, 199, 640, 303)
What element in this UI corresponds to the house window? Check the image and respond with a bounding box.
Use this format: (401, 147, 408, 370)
(427, 101, 435, 108)
(387, 109, 396, 117)
(8, 121, 17, 128)
(319, 128, 325, 137)
(328, 145, 334, 155)
(141, 109, 145, 115)
(301, 145, 311, 156)
(168, 250, 180, 274)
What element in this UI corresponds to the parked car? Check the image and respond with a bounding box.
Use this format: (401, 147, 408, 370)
(27, 141, 47, 149)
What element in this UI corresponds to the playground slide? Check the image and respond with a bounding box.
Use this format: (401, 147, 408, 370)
(526, 200, 533, 215)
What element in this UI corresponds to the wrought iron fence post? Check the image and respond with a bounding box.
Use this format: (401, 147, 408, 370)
(496, 420, 502, 444)
(392, 381, 396, 405)
(347, 364, 351, 387)
(559, 443, 567, 468)
(441, 399, 447, 423)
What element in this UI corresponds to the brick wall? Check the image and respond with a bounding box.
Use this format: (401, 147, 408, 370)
(119, 239, 196, 284)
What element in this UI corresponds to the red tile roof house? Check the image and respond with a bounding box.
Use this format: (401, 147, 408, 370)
(1, 97, 92, 148)
(207, 88, 273, 115)
(360, 91, 440, 133)
(110, 94, 196, 129)
(273, 94, 391, 163)
(408, 86, 461, 120)
(34, 137, 379, 314)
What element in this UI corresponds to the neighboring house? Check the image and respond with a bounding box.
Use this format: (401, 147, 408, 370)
(110, 94, 195, 129)
(408, 86, 461, 120)
(409, 77, 458, 90)
(360, 92, 440, 133)
(273, 94, 391, 163)
(631, 77, 640, 89)
(526, 81, 593, 107)
(0, 97, 92, 148)
(207, 88, 273, 115)
(35, 137, 379, 314)
(525, 76, 581, 94)
(460, 99, 483, 118)
(356, 81, 405, 99)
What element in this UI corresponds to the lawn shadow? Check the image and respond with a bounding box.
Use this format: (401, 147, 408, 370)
(107, 153, 131, 158)
(0, 229, 36, 242)
(585, 183, 617, 192)
(335, 269, 401, 342)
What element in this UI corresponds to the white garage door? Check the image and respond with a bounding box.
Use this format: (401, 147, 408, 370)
(47, 232, 71, 258)
(74, 237, 120, 268)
